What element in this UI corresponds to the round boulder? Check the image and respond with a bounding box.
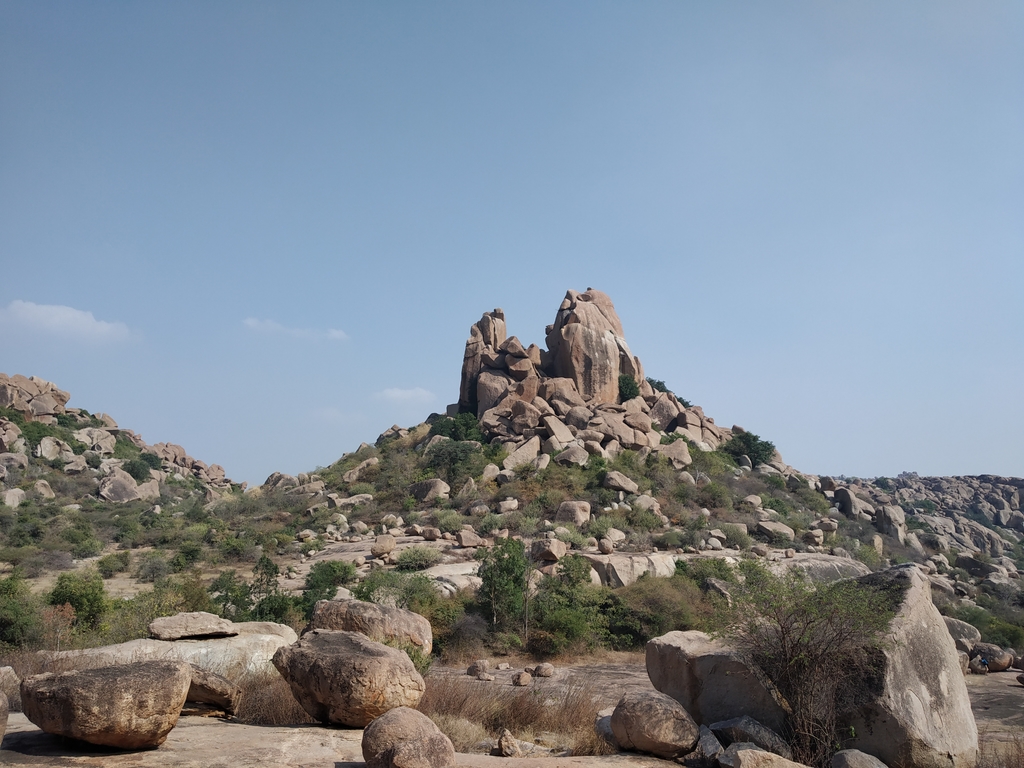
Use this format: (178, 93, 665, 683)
(20, 659, 191, 749)
(943, 617, 981, 655)
(610, 690, 700, 759)
(362, 706, 456, 768)
(272, 629, 424, 727)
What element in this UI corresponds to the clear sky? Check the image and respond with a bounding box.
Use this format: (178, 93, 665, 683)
(1, 2, 1022, 485)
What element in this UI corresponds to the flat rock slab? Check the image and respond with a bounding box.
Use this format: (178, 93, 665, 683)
(2, 713, 677, 767)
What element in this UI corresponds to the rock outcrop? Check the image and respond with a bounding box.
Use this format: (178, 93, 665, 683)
(272, 629, 425, 727)
(20, 660, 191, 749)
(453, 290, 727, 475)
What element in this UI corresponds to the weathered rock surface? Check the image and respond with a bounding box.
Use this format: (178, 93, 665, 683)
(149, 612, 237, 641)
(830, 750, 890, 768)
(1, 689, 8, 745)
(609, 690, 699, 759)
(186, 665, 240, 714)
(943, 617, 982, 655)
(361, 706, 456, 768)
(20, 660, 191, 749)
(709, 716, 792, 760)
(47, 626, 295, 679)
(646, 630, 786, 733)
(305, 598, 433, 654)
(272, 629, 424, 727)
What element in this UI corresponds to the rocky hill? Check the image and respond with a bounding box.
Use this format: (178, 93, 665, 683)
(0, 289, 1021, 654)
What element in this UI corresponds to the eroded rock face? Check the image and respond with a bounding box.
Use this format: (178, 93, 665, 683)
(272, 629, 424, 727)
(305, 599, 433, 654)
(609, 690, 699, 759)
(943, 616, 982, 655)
(361, 706, 456, 768)
(844, 566, 977, 768)
(20, 660, 191, 749)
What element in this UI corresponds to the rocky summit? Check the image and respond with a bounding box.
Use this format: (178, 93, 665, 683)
(1, 288, 1022, 768)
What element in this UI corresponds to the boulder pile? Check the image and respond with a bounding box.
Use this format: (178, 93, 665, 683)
(453, 289, 733, 468)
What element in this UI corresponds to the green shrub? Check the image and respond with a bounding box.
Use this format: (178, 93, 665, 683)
(435, 510, 463, 534)
(139, 452, 163, 470)
(49, 569, 107, 628)
(395, 545, 443, 571)
(122, 458, 153, 484)
(675, 557, 736, 590)
(477, 537, 530, 632)
(722, 524, 751, 550)
(0, 570, 41, 646)
(97, 551, 132, 579)
(695, 481, 732, 510)
(475, 513, 504, 534)
(428, 413, 484, 443)
(761, 495, 792, 516)
(606, 574, 703, 648)
(626, 508, 663, 532)
(653, 530, 685, 549)
(555, 527, 589, 549)
(618, 374, 640, 402)
(529, 555, 609, 655)
(136, 552, 171, 582)
(722, 431, 776, 467)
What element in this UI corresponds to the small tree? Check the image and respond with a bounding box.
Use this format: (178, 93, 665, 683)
(719, 563, 899, 767)
(477, 537, 529, 635)
(301, 560, 357, 618)
(618, 374, 640, 402)
(49, 569, 107, 629)
(722, 430, 776, 467)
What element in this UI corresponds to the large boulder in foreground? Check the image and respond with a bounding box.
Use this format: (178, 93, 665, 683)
(844, 565, 977, 768)
(362, 706, 456, 768)
(273, 629, 424, 727)
(20, 660, 191, 749)
(609, 690, 699, 759)
(46, 625, 295, 680)
(306, 598, 433, 654)
(0, 690, 8, 744)
(647, 565, 978, 768)
(646, 630, 786, 734)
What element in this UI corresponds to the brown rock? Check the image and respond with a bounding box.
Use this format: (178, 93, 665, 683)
(20, 660, 191, 749)
(98, 467, 141, 503)
(610, 690, 700, 759)
(306, 599, 433, 655)
(187, 665, 240, 714)
(272, 629, 424, 727)
(149, 611, 237, 641)
(555, 500, 591, 527)
(513, 671, 533, 686)
(371, 535, 398, 558)
(603, 470, 639, 494)
(362, 706, 456, 768)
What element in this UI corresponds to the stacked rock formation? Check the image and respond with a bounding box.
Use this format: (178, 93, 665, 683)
(454, 289, 731, 468)
(0, 373, 72, 425)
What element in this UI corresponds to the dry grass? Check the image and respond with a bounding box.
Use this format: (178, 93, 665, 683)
(233, 669, 316, 725)
(417, 673, 614, 756)
(978, 731, 1024, 768)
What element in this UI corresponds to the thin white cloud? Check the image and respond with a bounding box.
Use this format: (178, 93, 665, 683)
(243, 317, 349, 341)
(376, 387, 436, 405)
(0, 300, 131, 342)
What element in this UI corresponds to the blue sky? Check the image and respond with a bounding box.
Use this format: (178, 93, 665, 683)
(2, 1, 1022, 485)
